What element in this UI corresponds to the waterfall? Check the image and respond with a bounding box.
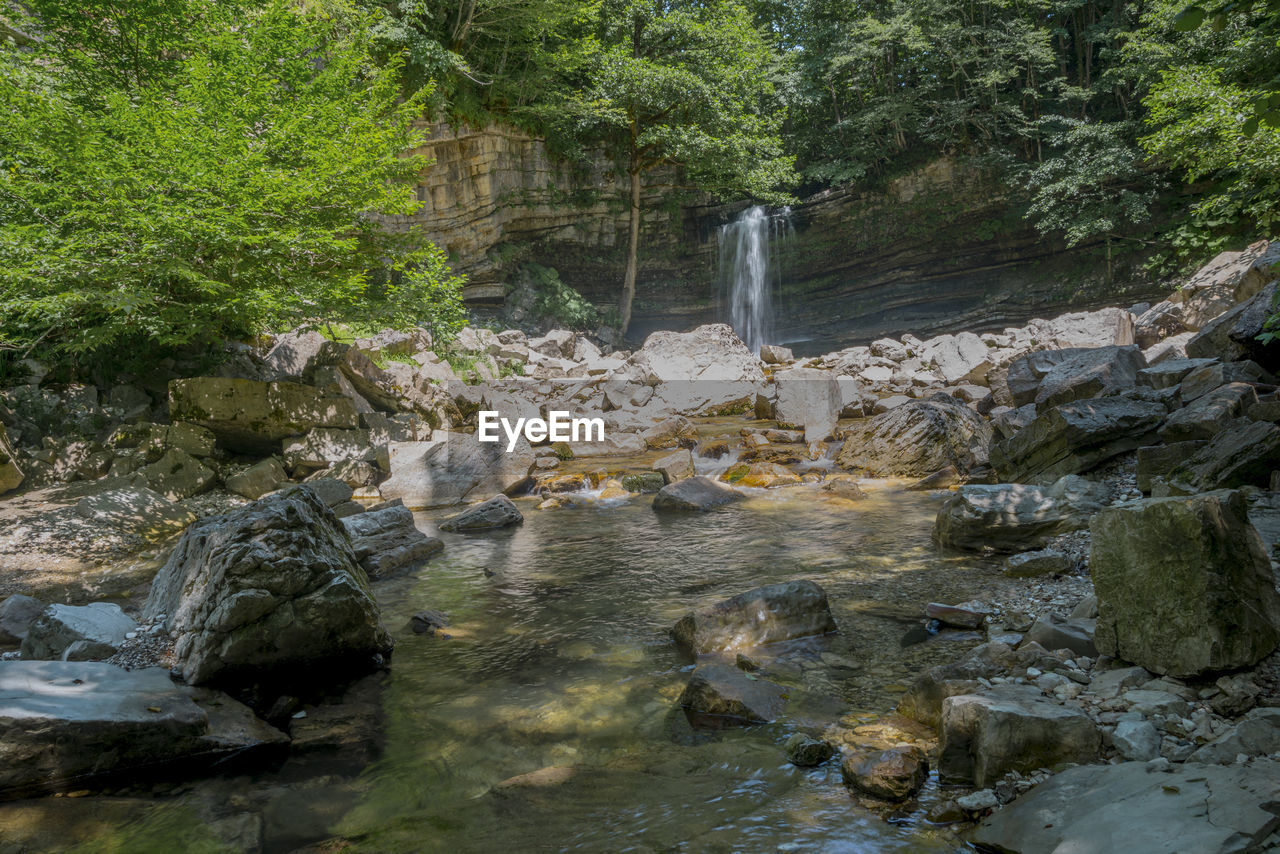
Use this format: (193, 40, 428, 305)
(716, 205, 791, 355)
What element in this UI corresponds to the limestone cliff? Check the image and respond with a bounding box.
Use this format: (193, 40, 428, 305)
(399, 122, 1164, 352)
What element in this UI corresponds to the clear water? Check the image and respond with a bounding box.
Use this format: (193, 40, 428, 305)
(1, 484, 1004, 853)
(717, 207, 792, 355)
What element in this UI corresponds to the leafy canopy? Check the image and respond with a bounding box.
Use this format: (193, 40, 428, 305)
(0, 0, 465, 368)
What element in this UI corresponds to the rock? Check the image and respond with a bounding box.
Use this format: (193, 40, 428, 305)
(720, 461, 801, 488)
(939, 684, 1100, 786)
(1034, 346, 1147, 410)
(1210, 674, 1262, 717)
(773, 367, 841, 443)
(1003, 548, 1072, 577)
(1170, 419, 1280, 491)
(652, 448, 695, 483)
(528, 329, 576, 358)
(20, 603, 138, 661)
(1028, 308, 1136, 349)
(620, 472, 665, 493)
(990, 397, 1165, 484)
(933, 475, 1109, 552)
(0, 424, 22, 496)
(835, 394, 992, 477)
(1122, 688, 1190, 718)
(923, 332, 992, 384)
(1188, 708, 1280, 764)
(304, 476, 354, 507)
(129, 448, 216, 501)
(225, 458, 289, 500)
(1024, 612, 1097, 658)
(671, 579, 837, 654)
(841, 745, 929, 801)
(925, 601, 991, 629)
(282, 428, 379, 474)
(641, 416, 698, 450)
(677, 664, 786, 725)
(1136, 357, 1217, 390)
(313, 459, 380, 489)
(785, 734, 834, 766)
(1161, 384, 1257, 443)
(1090, 490, 1280, 678)
(760, 344, 793, 364)
(0, 595, 45, 645)
(1113, 720, 1161, 761)
(1088, 665, 1152, 699)
(629, 324, 765, 415)
(263, 329, 328, 380)
(341, 504, 443, 578)
(1179, 239, 1280, 329)
(955, 790, 999, 813)
(821, 474, 866, 500)
(972, 759, 1280, 854)
(379, 432, 534, 510)
(897, 641, 1032, 727)
(1070, 595, 1098, 619)
(1135, 300, 1191, 348)
(652, 476, 742, 512)
(439, 495, 524, 532)
(1136, 441, 1207, 492)
(74, 486, 197, 539)
(143, 486, 392, 687)
(0, 661, 287, 795)
(409, 609, 449, 635)
(168, 377, 361, 454)
(1006, 349, 1095, 407)
(1179, 361, 1268, 404)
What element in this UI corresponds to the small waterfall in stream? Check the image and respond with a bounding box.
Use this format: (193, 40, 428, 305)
(716, 205, 792, 355)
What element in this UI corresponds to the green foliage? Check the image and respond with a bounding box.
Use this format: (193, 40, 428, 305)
(1024, 120, 1157, 246)
(0, 0, 463, 369)
(526, 263, 601, 330)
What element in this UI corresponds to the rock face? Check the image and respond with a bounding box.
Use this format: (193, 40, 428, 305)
(1090, 491, 1280, 678)
(341, 504, 443, 578)
(0, 424, 23, 495)
(0, 661, 287, 795)
(379, 432, 534, 510)
(677, 664, 786, 725)
(841, 745, 930, 801)
(169, 377, 360, 454)
(439, 494, 524, 532)
(939, 685, 1100, 786)
(971, 760, 1280, 854)
(652, 476, 742, 512)
(990, 397, 1165, 484)
(932, 475, 1109, 552)
(835, 394, 992, 477)
(671, 580, 837, 654)
(20, 603, 138, 661)
(144, 486, 392, 687)
(772, 368, 841, 443)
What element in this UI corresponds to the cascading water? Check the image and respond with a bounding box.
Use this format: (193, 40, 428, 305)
(716, 205, 792, 354)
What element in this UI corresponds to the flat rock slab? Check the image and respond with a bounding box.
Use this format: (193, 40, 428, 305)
(971, 760, 1280, 854)
(0, 661, 286, 796)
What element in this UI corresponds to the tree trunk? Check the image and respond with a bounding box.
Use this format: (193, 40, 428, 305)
(618, 157, 642, 337)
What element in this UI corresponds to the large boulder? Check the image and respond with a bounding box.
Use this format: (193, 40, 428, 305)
(835, 394, 992, 477)
(671, 579, 836, 654)
(0, 661, 286, 796)
(932, 475, 1109, 553)
(677, 664, 786, 725)
(169, 377, 360, 454)
(1033, 346, 1146, 410)
(652, 476, 742, 512)
(922, 332, 992, 384)
(938, 684, 1100, 786)
(772, 368, 841, 443)
(0, 424, 24, 495)
(262, 329, 328, 381)
(20, 603, 138, 661)
(1159, 383, 1257, 442)
(1027, 307, 1136, 349)
(1005, 348, 1097, 407)
(341, 504, 443, 579)
(990, 397, 1166, 484)
(971, 760, 1280, 854)
(1090, 490, 1280, 677)
(379, 432, 534, 510)
(629, 324, 765, 415)
(1168, 419, 1280, 491)
(439, 494, 524, 532)
(143, 486, 392, 687)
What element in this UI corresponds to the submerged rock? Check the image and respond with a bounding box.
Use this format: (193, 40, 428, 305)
(652, 476, 742, 512)
(0, 661, 286, 796)
(971, 760, 1280, 854)
(785, 734, 835, 767)
(841, 745, 929, 801)
(1090, 490, 1280, 678)
(671, 579, 837, 654)
(144, 486, 392, 687)
(678, 664, 786, 725)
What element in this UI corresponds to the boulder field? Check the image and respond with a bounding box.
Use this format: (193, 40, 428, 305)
(0, 239, 1279, 845)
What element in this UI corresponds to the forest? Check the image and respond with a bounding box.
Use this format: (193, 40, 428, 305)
(2, 0, 1278, 364)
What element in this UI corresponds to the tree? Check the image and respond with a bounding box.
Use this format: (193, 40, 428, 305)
(0, 0, 465, 369)
(540, 0, 794, 336)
